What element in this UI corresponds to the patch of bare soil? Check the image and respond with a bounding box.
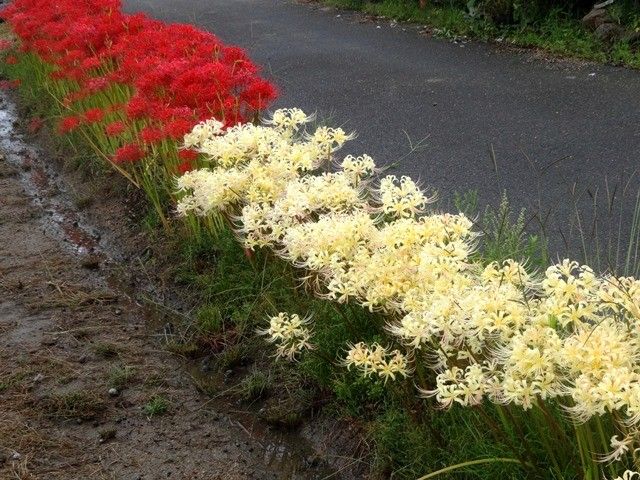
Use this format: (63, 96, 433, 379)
(0, 91, 339, 479)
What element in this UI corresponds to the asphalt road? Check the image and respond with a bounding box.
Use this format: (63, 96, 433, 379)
(124, 0, 640, 262)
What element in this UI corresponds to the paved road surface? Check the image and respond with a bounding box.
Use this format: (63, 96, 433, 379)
(124, 0, 640, 261)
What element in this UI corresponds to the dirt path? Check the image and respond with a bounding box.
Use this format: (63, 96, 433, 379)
(0, 95, 331, 479)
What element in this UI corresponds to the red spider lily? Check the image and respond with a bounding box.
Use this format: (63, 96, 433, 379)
(113, 143, 146, 163)
(177, 159, 194, 174)
(84, 108, 105, 123)
(178, 149, 198, 161)
(59, 116, 81, 133)
(1, 0, 277, 163)
(105, 121, 126, 137)
(177, 149, 200, 174)
(140, 126, 166, 144)
(163, 118, 195, 140)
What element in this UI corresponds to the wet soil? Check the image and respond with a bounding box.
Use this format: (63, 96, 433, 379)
(0, 91, 349, 479)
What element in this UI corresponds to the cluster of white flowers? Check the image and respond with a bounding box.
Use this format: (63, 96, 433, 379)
(183, 118, 224, 149)
(257, 312, 314, 360)
(377, 175, 432, 218)
(177, 108, 640, 468)
(344, 342, 409, 383)
(266, 107, 314, 136)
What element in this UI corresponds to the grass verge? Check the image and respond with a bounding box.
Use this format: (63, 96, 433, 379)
(323, 0, 640, 68)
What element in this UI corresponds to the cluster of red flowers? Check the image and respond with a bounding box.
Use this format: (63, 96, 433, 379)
(1, 0, 277, 166)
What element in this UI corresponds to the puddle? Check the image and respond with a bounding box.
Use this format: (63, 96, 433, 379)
(0, 92, 103, 256)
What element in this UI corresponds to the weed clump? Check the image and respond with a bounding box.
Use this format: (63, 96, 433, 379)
(39, 390, 107, 421)
(143, 395, 169, 418)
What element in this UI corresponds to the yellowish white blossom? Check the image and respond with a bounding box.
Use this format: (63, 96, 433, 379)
(177, 108, 640, 469)
(344, 342, 409, 383)
(610, 471, 640, 480)
(257, 312, 314, 360)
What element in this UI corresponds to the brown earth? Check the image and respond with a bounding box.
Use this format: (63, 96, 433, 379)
(0, 91, 345, 480)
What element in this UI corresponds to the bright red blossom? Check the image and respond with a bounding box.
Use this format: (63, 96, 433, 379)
(105, 121, 126, 137)
(177, 159, 194, 174)
(163, 118, 194, 140)
(178, 149, 198, 161)
(84, 108, 104, 123)
(113, 143, 146, 164)
(59, 116, 81, 133)
(2, 0, 277, 165)
(140, 126, 166, 144)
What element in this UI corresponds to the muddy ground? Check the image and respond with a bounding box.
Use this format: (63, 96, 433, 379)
(0, 91, 354, 479)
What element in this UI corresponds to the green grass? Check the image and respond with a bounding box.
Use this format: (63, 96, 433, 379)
(108, 366, 136, 390)
(195, 304, 223, 334)
(454, 190, 549, 269)
(143, 395, 169, 417)
(40, 390, 107, 421)
(92, 342, 120, 359)
(238, 368, 271, 401)
(0, 370, 32, 393)
(324, 0, 640, 68)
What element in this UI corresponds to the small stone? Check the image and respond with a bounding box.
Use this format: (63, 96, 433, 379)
(114, 308, 122, 316)
(10, 452, 20, 461)
(108, 388, 119, 397)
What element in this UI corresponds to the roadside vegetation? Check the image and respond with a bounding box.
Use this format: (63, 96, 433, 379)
(2, 0, 640, 479)
(325, 0, 640, 68)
